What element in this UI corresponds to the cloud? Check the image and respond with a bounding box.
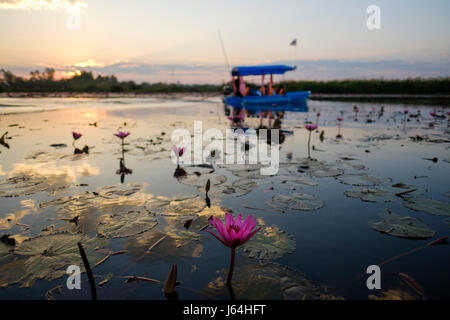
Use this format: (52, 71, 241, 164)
(0, 0, 87, 11)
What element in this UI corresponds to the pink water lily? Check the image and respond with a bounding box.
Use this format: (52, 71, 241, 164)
(114, 131, 130, 139)
(173, 145, 185, 157)
(207, 213, 261, 285)
(72, 132, 82, 140)
(305, 124, 318, 131)
(304, 124, 318, 159)
(207, 213, 261, 249)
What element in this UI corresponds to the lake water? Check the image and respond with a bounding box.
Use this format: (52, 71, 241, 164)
(0, 96, 449, 300)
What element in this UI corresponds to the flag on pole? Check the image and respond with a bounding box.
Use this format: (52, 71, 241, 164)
(289, 38, 297, 46)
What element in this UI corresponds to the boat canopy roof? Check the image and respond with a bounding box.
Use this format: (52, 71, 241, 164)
(232, 65, 296, 76)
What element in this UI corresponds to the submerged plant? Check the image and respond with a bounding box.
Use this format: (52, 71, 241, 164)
(206, 213, 261, 286)
(336, 117, 343, 139)
(304, 124, 317, 158)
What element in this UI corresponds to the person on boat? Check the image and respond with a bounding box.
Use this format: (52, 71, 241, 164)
(232, 76, 241, 97)
(276, 85, 286, 95)
(238, 76, 247, 96)
(267, 74, 274, 95)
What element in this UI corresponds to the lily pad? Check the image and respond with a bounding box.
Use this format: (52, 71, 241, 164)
(123, 230, 204, 263)
(0, 241, 12, 259)
(369, 209, 436, 239)
(98, 210, 158, 238)
(204, 262, 319, 300)
(296, 159, 344, 178)
(240, 225, 296, 259)
(178, 173, 227, 188)
(403, 197, 450, 216)
(268, 192, 324, 211)
(279, 176, 318, 187)
(336, 174, 390, 186)
(152, 194, 206, 216)
(344, 188, 397, 203)
(0, 233, 107, 288)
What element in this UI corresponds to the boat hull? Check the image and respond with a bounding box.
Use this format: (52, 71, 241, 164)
(224, 91, 310, 112)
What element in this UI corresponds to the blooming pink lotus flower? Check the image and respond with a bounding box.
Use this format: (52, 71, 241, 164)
(207, 213, 261, 285)
(207, 213, 261, 249)
(72, 132, 82, 140)
(114, 131, 130, 139)
(305, 124, 318, 131)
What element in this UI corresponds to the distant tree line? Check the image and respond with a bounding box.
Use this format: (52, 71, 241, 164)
(0, 69, 220, 93)
(1, 69, 449, 94)
(280, 78, 450, 95)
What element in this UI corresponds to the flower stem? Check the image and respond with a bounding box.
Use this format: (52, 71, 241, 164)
(226, 247, 236, 286)
(307, 130, 311, 159)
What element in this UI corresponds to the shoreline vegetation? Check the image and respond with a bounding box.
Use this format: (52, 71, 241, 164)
(1, 69, 449, 101)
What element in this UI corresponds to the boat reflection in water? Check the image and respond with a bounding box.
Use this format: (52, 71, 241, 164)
(223, 64, 309, 145)
(224, 98, 308, 146)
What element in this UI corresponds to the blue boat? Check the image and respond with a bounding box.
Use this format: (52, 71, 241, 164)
(223, 65, 310, 112)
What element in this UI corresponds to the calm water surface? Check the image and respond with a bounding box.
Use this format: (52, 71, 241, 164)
(0, 97, 449, 300)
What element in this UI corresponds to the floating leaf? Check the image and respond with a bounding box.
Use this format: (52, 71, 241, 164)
(279, 176, 318, 187)
(153, 194, 206, 216)
(0, 241, 12, 259)
(179, 173, 226, 188)
(344, 188, 397, 203)
(296, 159, 344, 178)
(268, 192, 324, 211)
(336, 174, 390, 186)
(369, 209, 436, 239)
(368, 289, 421, 300)
(98, 210, 158, 238)
(0, 233, 107, 288)
(204, 262, 319, 300)
(403, 197, 450, 216)
(240, 225, 296, 259)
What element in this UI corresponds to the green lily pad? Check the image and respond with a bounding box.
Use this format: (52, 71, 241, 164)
(123, 230, 204, 263)
(204, 262, 319, 300)
(268, 192, 324, 211)
(279, 176, 318, 187)
(152, 194, 206, 216)
(336, 174, 390, 186)
(369, 209, 436, 239)
(223, 164, 266, 179)
(0, 241, 12, 259)
(178, 173, 227, 188)
(344, 188, 397, 203)
(296, 159, 344, 178)
(98, 210, 158, 238)
(240, 225, 296, 259)
(403, 197, 450, 216)
(39, 183, 152, 218)
(0, 233, 107, 288)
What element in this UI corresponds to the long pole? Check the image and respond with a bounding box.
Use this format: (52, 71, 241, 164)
(218, 29, 230, 71)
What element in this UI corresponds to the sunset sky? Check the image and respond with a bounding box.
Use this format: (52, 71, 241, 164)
(1, 0, 449, 83)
